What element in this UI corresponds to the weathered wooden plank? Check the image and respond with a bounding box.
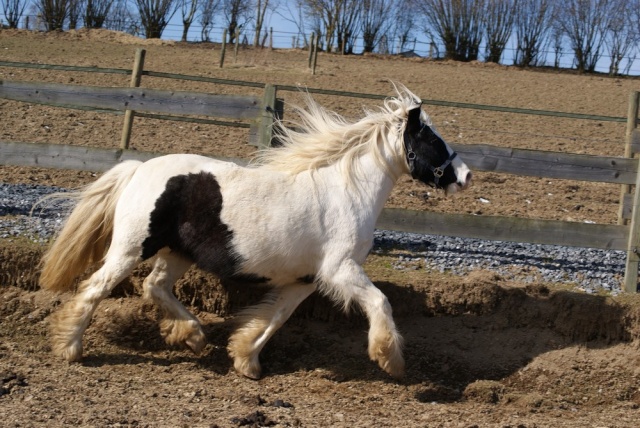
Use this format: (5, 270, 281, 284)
(0, 80, 261, 119)
(622, 193, 634, 220)
(451, 143, 638, 185)
(624, 164, 640, 291)
(630, 129, 640, 154)
(377, 208, 629, 251)
(0, 141, 246, 172)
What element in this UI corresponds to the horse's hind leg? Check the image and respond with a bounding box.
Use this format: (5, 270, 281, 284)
(142, 249, 205, 354)
(228, 283, 317, 379)
(50, 251, 139, 362)
(329, 259, 404, 378)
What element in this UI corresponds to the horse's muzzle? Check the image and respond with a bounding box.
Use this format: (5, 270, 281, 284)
(445, 171, 472, 196)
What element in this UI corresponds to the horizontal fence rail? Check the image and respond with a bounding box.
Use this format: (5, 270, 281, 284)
(453, 143, 638, 185)
(1, 56, 639, 292)
(0, 60, 627, 123)
(0, 80, 261, 119)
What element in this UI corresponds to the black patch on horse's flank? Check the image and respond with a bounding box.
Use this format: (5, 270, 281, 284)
(404, 107, 458, 187)
(141, 172, 263, 280)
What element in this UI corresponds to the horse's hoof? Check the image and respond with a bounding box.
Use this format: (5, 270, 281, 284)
(233, 356, 262, 380)
(186, 334, 207, 355)
(160, 319, 206, 352)
(380, 358, 405, 379)
(369, 336, 405, 379)
(52, 341, 83, 363)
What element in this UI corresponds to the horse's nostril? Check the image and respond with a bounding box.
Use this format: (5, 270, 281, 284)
(458, 171, 472, 189)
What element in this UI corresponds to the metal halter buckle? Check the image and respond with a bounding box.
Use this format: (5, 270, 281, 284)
(406, 149, 416, 173)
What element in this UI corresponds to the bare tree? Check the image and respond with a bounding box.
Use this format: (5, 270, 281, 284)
(35, 0, 69, 30)
(254, 0, 276, 46)
(67, 0, 82, 28)
(549, 16, 564, 68)
(222, 0, 251, 43)
(360, 0, 393, 53)
(483, 0, 516, 63)
(513, 0, 555, 67)
(556, 0, 613, 73)
(198, 0, 219, 41)
(2, 0, 28, 28)
(105, 0, 137, 32)
(85, 0, 115, 28)
(274, 0, 309, 46)
(336, 0, 359, 53)
(133, 0, 178, 38)
(303, 0, 344, 53)
(180, 0, 198, 41)
(605, 0, 637, 75)
(389, 0, 416, 54)
(417, 0, 485, 62)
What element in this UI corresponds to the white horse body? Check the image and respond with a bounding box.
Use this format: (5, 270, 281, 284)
(40, 85, 471, 379)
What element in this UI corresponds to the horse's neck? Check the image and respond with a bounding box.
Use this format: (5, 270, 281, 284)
(320, 149, 402, 218)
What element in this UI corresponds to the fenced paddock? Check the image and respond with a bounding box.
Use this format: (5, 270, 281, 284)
(1, 50, 640, 292)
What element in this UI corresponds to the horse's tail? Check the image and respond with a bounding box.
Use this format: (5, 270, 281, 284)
(39, 160, 143, 292)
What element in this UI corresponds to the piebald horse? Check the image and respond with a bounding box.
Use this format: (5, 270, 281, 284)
(40, 85, 471, 379)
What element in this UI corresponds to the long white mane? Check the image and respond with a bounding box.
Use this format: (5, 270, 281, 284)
(253, 84, 427, 183)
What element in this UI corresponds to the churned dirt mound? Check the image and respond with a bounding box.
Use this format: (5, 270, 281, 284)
(3, 30, 640, 426)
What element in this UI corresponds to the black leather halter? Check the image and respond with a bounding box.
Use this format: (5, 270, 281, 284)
(404, 132, 458, 188)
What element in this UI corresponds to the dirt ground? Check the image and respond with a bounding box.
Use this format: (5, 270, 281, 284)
(2, 29, 640, 427)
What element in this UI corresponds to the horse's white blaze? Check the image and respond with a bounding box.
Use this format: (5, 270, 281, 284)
(445, 154, 472, 195)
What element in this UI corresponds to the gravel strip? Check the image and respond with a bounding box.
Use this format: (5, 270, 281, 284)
(0, 183, 625, 294)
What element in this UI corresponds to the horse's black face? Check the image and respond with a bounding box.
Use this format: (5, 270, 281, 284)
(403, 106, 471, 194)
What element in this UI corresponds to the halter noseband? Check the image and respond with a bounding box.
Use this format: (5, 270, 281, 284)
(404, 130, 458, 188)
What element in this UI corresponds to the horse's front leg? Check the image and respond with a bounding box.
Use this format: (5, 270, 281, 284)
(228, 282, 317, 379)
(329, 259, 405, 378)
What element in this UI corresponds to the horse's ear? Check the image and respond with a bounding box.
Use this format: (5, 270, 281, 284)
(406, 106, 422, 134)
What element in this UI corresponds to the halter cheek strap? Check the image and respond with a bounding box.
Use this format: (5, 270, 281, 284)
(430, 151, 458, 187)
(405, 141, 458, 188)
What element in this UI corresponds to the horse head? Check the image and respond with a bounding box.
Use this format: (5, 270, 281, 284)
(403, 104, 472, 195)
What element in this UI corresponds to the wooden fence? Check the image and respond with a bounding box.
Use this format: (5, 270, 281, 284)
(1, 52, 640, 292)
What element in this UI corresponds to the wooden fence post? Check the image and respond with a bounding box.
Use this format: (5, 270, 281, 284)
(120, 48, 146, 150)
(623, 91, 640, 292)
(234, 29, 240, 62)
(256, 84, 278, 148)
(618, 92, 640, 225)
(308, 32, 315, 68)
(311, 36, 319, 75)
(220, 29, 227, 68)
